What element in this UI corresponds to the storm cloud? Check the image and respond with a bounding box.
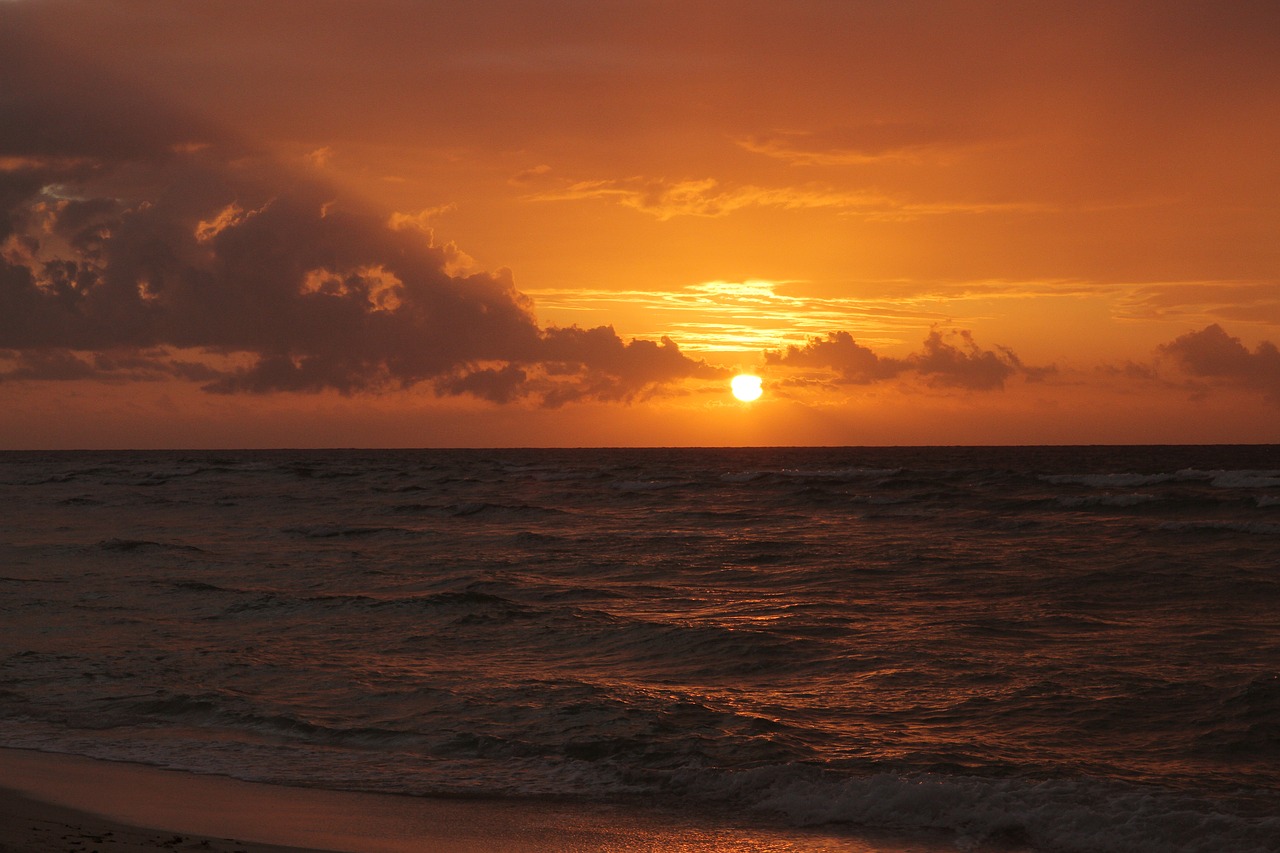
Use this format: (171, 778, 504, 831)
(766, 329, 1049, 391)
(0, 29, 711, 405)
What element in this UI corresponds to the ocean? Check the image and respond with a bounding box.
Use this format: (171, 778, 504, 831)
(1, 446, 1277, 852)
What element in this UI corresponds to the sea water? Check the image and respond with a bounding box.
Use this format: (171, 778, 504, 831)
(1, 447, 1277, 852)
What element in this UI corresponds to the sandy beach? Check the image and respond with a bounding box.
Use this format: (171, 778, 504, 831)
(0, 749, 947, 853)
(0, 785, 314, 853)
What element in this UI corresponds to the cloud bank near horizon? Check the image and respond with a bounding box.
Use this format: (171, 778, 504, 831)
(1159, 324, 1280, 403)
(765, 325, 1280, 406)
(765, 329, 1054, 391)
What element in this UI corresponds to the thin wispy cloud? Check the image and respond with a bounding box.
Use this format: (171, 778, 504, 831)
(525, 280, 952, 353)
(527, 176, 1053, 220)
(735, 122, 989, 166)
(1113, 282, 1280, 326)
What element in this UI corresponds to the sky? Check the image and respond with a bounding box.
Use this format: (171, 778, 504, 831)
(2, 0, 1278, 447)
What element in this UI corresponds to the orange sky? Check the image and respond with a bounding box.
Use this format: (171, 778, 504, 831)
(2, 0, 1278, 447)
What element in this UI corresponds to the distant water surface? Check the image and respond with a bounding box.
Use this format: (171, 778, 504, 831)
(1, 447, 1277, 852)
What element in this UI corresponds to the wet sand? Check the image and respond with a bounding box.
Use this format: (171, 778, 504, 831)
(0, 748, 951, 852)
(0, 785, 313, 853)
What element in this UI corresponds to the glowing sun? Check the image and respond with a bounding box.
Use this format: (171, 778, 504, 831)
(730, 374, 763, 402)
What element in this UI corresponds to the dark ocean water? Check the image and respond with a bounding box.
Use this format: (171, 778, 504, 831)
(1, 447, 1277, 852)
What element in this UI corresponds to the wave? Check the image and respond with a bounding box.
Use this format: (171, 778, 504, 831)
(7, 445, 1280, 853)
(279, 464, 367, 480)
(110, 691, 437, 752)
(1157, 520, 1280, 536)
(1042, 472, 1178, 488)
(169, 580, 229, 592)
(198, 584, 539, 625)
(1043, 468, 1280, 491)
(1192, 674, 1280, 762)
(447, 501, 568, 518)
(611, 479, 687, 492)
(531, 471, 586, 482)
(9, 466, 122, 485)
(1053, 493, 1162, 508)
(281, 524, 412, 538)
(544, 613, 830, 681)
(719, 470, 769, 483)
(779, 467, 904, 481)
(386, 501, 568, 519)
(676, 765, 1280, 853)
(23, 698, 1273, 853)
(96, 538, 204, 553)
(1183, 468, 1280, 489)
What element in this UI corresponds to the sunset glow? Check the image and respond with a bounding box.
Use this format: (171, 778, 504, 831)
(1, 2, 1278, 447)
(3, 7, 1277, 848)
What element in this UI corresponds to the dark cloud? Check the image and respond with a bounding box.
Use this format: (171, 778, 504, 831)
(766, 329, 1048, 391)
(1158, 324, 1280, 401)
(435, 365, 529, 405)
(0, 347, 225, 384)
(1098, 360, 1159, 382)
(909, 330, 1015, 390)
(0, 28, 709, 406)
(0, 349, 99, 383)
(764, 331, 898, 383)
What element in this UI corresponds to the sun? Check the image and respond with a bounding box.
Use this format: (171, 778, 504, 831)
(730, 374, 763, 402)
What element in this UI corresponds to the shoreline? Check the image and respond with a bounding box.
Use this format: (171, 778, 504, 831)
(0, 785, 315, 853)
(0, 748, 947, 852)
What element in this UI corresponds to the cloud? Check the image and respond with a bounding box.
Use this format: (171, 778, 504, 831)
(387, 204, 457, 233)
(764, 331, 899, 383)
(0, 349, 99, 382)
(307, 146, 336, 168)
(0, 347, 228, 384)
(524, 277, 938, 354)
(435, 364, 529, 405)
(509, 164, 552, 186)
(1158, 324, 1280, 401)
(536, 327, 719, 405)
(737, 122, 984, 166)
(0, 32, 709, 406)
(1114, 282, 1280, 326)
(766, 329, 1050, 391)
(530, 176, 1051, 220)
